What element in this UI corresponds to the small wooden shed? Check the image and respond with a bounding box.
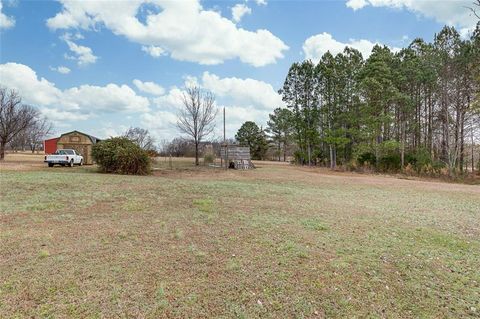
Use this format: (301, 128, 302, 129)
(56, 131, 101, 165)
(220, 145, 254, 169)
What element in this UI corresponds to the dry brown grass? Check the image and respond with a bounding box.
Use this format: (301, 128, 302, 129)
(1, 156, 479, 318)
(0, 152, 47, 171)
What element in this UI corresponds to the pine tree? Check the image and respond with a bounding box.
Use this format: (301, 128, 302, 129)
(359, 45, 398, 166)
(266, 108, 294, 161)
(277, 25, 479, 176)
(280, 61, 320, 165)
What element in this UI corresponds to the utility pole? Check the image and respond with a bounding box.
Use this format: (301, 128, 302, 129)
(224, 107, 228, 169)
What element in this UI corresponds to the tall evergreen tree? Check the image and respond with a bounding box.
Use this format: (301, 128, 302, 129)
(277, 25, 479, 176)
(266, 108, 294, 161)
(279, 60, 320, 165)
(359, 45, 398, 165)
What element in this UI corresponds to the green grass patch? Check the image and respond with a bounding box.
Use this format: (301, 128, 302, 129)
(301, 218, 329, 231)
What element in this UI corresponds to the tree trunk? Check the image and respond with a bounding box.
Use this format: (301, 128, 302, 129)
(333, 147, 336, 170)
(375, 135, 381, 168)
(472, 123, 475, 174)
(0, 142, 5, 160)
(459, 112, 464, 173)
(329, 145, 333, 170)
(329, 145, 336, 170)
(278, 140, 281, 161)
(428, 90, 433, 158)
(195, 141, 199, 166)
(401, 121, 405, 170)
(307, 141, 311, 167)
(454, 106, 460, 173)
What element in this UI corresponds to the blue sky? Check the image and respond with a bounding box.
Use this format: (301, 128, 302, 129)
(0, 0, 477, 142)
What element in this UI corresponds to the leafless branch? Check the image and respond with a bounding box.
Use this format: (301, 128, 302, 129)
(176, 86, 218, 165)
(466, 0, 480, 19)
(0, 87, 40, 159)
(123, 127, 155, 151)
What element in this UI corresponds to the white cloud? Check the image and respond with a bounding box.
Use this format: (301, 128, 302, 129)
(140, 72, 284, 140)
(46, 0, 288, 67)
(94, 122, 128, 138)
(141, 110, 178, 141)
(345, 0, 477, 31)
(40, 108, 91, 121)
(200, 72, 284, 110)
(254, 0, 267, 5)
(199, 72, 284, 137)
(0, 63, 63, 106)
(183, 75, 199, 88)
(220, 105, 271, 132)
(152, 87, 185, 110)
(1, 63, 284, 141)
(141, 45, 165, 58)
(61, 33, 98, 66)
(50, 65, 71, 74)
(232, 4, 251, 23)
(0, 63, 150, 125)
(345, 0, 367, 10)
(63, 84, 149, 113)
(200, 72, 284, 137)
(138, 85, 187, 141)
(0, 1, 15, 29)
(133, 79, 165, 96)
(303, 32, 400, 62)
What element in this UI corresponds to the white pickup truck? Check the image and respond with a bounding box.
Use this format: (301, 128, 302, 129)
(45, 149, 84, 167)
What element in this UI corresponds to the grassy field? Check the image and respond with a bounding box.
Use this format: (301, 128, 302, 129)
(1, 154, 479, 318)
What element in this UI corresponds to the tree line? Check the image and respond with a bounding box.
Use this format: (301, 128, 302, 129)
(2, 24, 478, 177)
(235, 25, 480, 176)
(153, 24, 480, 177)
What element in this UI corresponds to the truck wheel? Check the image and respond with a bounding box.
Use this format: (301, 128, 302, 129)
(48, 163, 54, 167)
(70, 160, 74, 167)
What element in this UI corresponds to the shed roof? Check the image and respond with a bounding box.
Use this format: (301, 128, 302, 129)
(44, 137, 59, 142)
(59, 130, 102, 144)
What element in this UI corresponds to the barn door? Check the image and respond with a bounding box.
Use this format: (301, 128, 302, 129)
(82, 146, 89, 164)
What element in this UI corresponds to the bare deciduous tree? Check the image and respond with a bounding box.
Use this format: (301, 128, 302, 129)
(123, 127, 155, 151)
(27, 117, 53, 153)
(163, 137, 193, 157)
(0, 88, 39, 160)
(8, 117, 52, 153)
(176, 87, 217, 166)
(9, 129, 28, 152)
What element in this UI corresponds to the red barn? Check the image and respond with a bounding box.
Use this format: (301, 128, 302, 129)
(43, 137, 59, 154)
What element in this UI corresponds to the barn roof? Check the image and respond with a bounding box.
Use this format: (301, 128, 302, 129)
(59, 130, 102, 144)
(44, 137, 59, 142)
